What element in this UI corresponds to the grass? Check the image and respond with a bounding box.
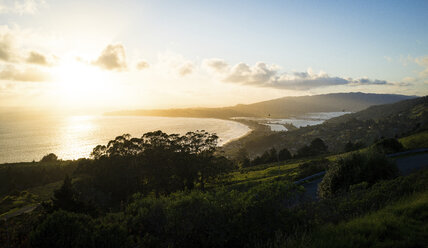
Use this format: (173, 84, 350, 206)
(302, 191, 428, 248)
(0, 180, 64, 217)
(0, 191, 39, 216)
(399, 131, 428, 150)
(26, 180, 63, 201)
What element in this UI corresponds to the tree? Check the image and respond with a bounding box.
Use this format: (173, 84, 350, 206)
(374, 138, 404, 154)
(296, 138, 328, 158)
(278, 148, 292, 161)
(344, 141, 364, 152)
(310, 138, 328, 154)
(235, 147, 251, 168)
(268, 147, 278, 162)
(40, 153, 58, 162)
(46, 175, 96, 215)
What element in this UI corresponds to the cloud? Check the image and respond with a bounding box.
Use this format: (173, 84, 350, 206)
(136, 60, 149, 70)
(0, 65, 50, 82)
(178, 62, 193, 76)
(204, 59, 391, 90)
(0, 31, 13, 61)
(26, 51, 48, 65)
(92, 44, 127, 71)
(0, 0, 46, 15)
(157, 52, 194, 76)
(415, 56, 428, 78)
(203, 58, 228, 73)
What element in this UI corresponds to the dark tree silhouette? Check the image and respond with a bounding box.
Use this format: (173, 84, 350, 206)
(40, 153, 58, 162)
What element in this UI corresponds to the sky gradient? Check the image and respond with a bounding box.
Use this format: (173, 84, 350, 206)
(0, 0, 427, 113)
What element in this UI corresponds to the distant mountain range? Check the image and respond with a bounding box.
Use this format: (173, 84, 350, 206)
(107, 92, 416, 118)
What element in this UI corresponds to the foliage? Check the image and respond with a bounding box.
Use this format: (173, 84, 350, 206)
(0, 191, 39, 215)
(40, 153, 58, 162)
(344, 141, 365, 152)
(125, 180, 303, 247)
(294, 158, 330, 181)
(373, 138, 404, 154)
(296, 138, 328, 158)
(0, 161, 78, 196)
(43, 175, 97, 216)
(318, 152, 398, 198)
(298, 192, 428, 248)
(75, 131, 233, 206)
(260, 169, 428, 248)
(278, 148, 292, 161)
(399, 130, 428, 149)
(30, 210, 129, 248)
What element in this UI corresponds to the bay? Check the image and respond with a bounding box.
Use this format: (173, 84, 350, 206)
(0, 115, 251, 163)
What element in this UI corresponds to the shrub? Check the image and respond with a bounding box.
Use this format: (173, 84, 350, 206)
(125, 180, 304, 247)
(373, 138, 404, 154)
(278, 148, 292, 161)
(30, 210, 129, 248)
(40, 153, 58, 162)
(296, 138, 328, 158)
(318, 152, 398, 198)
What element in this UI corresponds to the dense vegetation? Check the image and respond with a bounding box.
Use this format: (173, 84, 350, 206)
(1, 96, 427, 247)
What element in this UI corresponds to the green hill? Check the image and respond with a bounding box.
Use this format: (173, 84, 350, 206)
(106, 92, 414, 118)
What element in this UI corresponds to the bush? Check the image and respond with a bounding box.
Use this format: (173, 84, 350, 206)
(295, 159, 330, 180)
(125, 180, 304, 247)
(318, 152, 398, 198)
(30, 210, 129, 248)
(30, 210, 94, 248)
(296, 138, 328, 158)
(373, 138, 404, 154)
(278, 148, 292, 161)
(40, 153, 58, 162)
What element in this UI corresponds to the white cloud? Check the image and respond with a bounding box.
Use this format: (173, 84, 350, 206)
(92, 44, 127, 71)
(202, 58, 228, 73)
(157, 52, 194, 77)
(204, 59, 390, 90)
(415, 56, 428, 79)
(0, 64, 50, 82)
(136, 60, 149, 70)
(26, 50, 49, 65)
(0, 0, 47, 15)
(178, 62, 193, 76)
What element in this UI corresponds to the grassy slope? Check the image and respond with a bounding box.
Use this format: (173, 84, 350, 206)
(304, 191, 428, 248)
(399, 130, 428, 150)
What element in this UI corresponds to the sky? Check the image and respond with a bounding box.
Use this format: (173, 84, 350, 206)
(0, 0, 427, 113)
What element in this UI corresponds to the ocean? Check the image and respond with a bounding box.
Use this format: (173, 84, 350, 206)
(0, 115, 251, 163)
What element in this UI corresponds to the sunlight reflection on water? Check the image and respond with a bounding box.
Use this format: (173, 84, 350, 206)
(0, 115, 250, 163)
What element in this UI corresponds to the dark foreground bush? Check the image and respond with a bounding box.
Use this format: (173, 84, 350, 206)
(125, 180, 304, 247)
(318, 152, 398, 198)
(30, 210, 129, 248)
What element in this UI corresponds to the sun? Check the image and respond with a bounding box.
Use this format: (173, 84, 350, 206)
(52, 58, 111, 108)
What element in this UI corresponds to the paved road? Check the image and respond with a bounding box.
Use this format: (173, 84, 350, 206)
(395, 153, 428, 176)
(301, 152, 428, 200)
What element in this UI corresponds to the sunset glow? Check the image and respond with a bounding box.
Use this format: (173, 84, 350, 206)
(0, 0, 427, 113)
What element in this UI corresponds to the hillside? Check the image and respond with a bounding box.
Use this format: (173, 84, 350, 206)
(107, 92, 414, 118)
(223, 96, 428, 156)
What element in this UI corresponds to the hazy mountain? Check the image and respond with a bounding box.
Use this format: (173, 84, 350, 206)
(107, 92, 415, 118)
